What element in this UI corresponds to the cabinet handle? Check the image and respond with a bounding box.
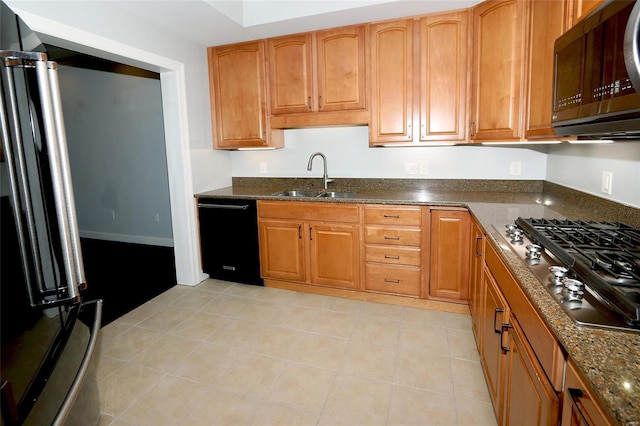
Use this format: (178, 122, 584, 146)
(384, 255, 400, 259)
(493, 308, 504, 334)
(384, 236, 400, 240)
(383, 214, 400, 218)
(500, 323, 513, 352)
(309, 226, 313, 240)
(384, 278, 400, 284)
(470, 121, 476, 137)
(568, 388, 591, 425)
(298, 225, 302, 239)
(475, 236, 483, 257)
(318, 96, 322, 109)
(307, 96, 312, 110)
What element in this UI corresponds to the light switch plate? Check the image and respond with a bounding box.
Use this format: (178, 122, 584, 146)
(601, 171, 613, 194)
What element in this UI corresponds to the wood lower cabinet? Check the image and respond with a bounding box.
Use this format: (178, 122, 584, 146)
(561, 358, 614, 426)
(363, 205, 426, 297)
(207, 41, 283, 149)
(502, 316, 560, 426)
(470, 0, 527, 142)
(258, 201, 360, 290)
(475, 242, 565, 426)
(469, 218, 485, 347)
(429, 208, 470, 302)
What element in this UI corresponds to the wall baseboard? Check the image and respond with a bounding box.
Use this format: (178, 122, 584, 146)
(79, 230, 173, 247)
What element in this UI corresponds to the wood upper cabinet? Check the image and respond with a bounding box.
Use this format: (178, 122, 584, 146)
(502, 316, 560, 426)
(208, 41, 283, 149)
(561, 358, 614, 426)
(267, 25, 368, 127)
(429, 208, 471, 302)
(369, 19, 415, 144)
(525, 0, 568, 139)
(470, 0, 528, 142)
(565, 0, 605, 29)
(370, 11, 469, 146)
(419, 10, 470, 142)
(257, 201, 360, 290)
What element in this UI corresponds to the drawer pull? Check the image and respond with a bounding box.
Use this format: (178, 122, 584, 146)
(383, 214, 400, 218)
(568, 388, 591, 425)
(384, 278, 400, 284)
(384, 236, 400, 240)
(384, 255, 400, 259)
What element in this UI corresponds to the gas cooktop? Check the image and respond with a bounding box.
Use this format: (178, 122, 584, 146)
(495, 218, 640, 333)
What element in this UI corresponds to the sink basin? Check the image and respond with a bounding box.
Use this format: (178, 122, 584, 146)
(318, 191, 358, 198)
(271, 189, 358, 198)
(272, 190, 323, 197)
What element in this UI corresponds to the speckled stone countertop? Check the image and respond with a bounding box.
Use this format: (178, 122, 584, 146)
(196, 179, 640, 425)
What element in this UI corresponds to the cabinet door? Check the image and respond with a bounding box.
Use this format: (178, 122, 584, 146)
(566, 0, 605, 28)
(316, 25, 367, 112)
(259, 220, 306, 281)
(502, 317, 560, 426)
(525, 0, 567, 138)
(309, 223, 360, 289)
(419, 11, 469, 142)
(208, 41, 276, 148)
(268, 34, 314, 115)
(561, 358, 614, 426)
(481, 269, 509, 420)
(470, 0, 527, 141)
(429, 209, 471, 302)
(469, 220, 485, 347)
(370, 19, 414, 144)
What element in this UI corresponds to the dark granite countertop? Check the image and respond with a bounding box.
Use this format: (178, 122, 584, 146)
(195, 179, 640, 425)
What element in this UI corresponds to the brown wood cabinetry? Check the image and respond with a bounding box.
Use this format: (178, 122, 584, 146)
(207, 41, 283, 149)
(524, 0, 568, 139)
(370, 11, 469, 146)
(429, 208, 470, 302)
(565, 0, 605, 29)
(470, 0, 527, 142)
(363, 205, 426, 297)
(469, 218, 485, 347)
(475, 242, 564, 425)
(561, 358, 614, 426)
(258, 201, 360, 290)
(267, 25, 368, 128)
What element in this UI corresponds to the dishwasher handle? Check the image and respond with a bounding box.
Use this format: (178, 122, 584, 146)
(198, 203, 249, 210)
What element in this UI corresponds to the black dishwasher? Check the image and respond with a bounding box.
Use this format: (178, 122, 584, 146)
(197, 198, 263, 286)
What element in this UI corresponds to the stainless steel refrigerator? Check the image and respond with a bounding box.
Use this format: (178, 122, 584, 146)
(1, 2, 102, 425)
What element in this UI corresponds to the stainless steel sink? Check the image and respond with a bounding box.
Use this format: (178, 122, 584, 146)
(272, 190, 323, 197)
(271, 189, 357, 198)
(318, 191, 358, 198)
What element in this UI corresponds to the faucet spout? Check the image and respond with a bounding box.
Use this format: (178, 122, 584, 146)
(307, 152, 334, 190)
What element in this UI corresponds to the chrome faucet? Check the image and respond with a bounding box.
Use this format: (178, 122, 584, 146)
(306, 152, 334, 190)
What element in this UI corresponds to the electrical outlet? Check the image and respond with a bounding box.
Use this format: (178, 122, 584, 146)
(153, 213, 160, 223)
(108, 209, 115, 220)
(601, 171, 613, 195)
(259, 162, 268, 174)
(404, 162, 418, 174)
(418, 161, 429, 175)
(509, 161, 522, 176)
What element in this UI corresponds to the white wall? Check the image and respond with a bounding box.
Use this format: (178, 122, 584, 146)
(546, 142, 640, 208)
(58, 65, 173, 246)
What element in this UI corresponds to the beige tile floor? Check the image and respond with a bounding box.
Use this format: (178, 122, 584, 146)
(96, 279, 498, 426)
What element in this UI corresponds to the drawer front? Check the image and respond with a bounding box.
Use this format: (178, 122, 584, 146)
(365, 264, 421, 296)
(365, 245, 421, 267)
(365, 226, 422, 246)
(258, 200, 360, 223)
(364, 205, 422, 225)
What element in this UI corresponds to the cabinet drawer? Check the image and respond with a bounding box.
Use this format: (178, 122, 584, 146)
(365, 245, 421, 267)
(365, 264, 421, 297)
(365, 226, 422, 246)
(258, 200, 359, 223)
(364, 205, 422, 225)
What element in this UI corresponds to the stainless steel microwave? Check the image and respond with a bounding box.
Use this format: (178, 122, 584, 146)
(552, 0, 640, 139)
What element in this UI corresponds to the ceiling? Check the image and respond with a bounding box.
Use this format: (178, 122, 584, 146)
(106, 0, 483, 47)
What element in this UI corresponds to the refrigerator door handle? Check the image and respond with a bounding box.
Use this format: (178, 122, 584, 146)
(34, 58, 80, 303)
(47, 61, 87, 291)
